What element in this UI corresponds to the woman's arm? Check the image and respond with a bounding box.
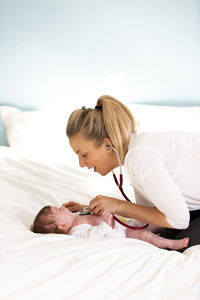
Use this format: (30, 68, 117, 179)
(88, 195, 173, 228)
(123, 147, 190, 230)
(118, 201, 173, 228)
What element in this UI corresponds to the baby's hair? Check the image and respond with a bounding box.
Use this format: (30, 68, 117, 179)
(32, 206, 60, 234)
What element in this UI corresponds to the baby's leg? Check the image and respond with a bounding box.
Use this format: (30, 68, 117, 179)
(126, 229, 189, 250)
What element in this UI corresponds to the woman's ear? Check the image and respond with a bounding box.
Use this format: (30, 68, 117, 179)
(103, 138, 112, 152)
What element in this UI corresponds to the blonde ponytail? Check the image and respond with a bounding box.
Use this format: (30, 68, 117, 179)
(97, 95, 137, 163)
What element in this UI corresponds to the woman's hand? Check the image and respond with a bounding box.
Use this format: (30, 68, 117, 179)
(88, 195, 123, 216)
(62, 201, 86, 213)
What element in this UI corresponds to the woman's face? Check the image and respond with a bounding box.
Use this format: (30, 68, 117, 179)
(69, 133, 118, 176)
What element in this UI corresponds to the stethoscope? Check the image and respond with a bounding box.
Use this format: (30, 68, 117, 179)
(106, 145, 149, 230)
(80, 146, 149, 230)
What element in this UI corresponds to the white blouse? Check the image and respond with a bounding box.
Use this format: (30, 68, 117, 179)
(124, 131, 200, 229)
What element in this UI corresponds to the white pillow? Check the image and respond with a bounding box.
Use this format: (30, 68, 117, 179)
(0, 106, 74, 162)
(1, 104, 200, 157)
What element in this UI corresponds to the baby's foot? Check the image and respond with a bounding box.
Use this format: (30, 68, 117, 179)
(171, 237, 189, 250)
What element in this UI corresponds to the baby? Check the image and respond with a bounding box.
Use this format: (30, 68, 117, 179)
(32, 205, 189, 250)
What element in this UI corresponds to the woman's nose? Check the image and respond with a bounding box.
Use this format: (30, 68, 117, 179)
(79, 158, 86, 168)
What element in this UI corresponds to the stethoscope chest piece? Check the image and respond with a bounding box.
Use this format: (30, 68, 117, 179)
(79, 207, 91, 215)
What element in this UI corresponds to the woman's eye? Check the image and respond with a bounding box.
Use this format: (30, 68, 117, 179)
(81, 154, 86, 158)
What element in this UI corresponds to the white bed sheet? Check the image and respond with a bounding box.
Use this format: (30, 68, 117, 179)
(0, 146, 200, 300)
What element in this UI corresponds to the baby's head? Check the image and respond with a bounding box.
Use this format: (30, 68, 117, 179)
(32, 206, 59, 234)
(32, 205, 75, 234)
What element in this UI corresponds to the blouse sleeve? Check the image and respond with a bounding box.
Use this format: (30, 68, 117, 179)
(141, 160, 190, 229)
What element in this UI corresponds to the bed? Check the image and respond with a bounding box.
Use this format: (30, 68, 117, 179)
(0, 103, 200, 300)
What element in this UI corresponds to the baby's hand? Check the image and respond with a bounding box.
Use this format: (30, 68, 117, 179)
(102, 210, 115, 228)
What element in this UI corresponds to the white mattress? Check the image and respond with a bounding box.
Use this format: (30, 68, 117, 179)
(0, 146, 200, 300)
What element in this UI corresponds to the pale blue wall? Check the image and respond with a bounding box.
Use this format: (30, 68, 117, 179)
(1, 0, 200, 145)
(0, 0, 200, 110)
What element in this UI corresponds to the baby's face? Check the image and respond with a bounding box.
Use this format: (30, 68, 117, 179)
(50, 205, 74, 227)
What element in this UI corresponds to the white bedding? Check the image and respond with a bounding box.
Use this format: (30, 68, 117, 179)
(0, 146, 200, 300)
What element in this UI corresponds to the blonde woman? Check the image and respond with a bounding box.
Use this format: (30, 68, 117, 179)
(64, 95, 200, 252)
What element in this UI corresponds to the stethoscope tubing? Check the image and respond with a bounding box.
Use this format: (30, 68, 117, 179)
(112, 159, 149, 230)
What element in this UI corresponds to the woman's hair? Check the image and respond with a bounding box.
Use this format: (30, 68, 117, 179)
(66, 95, 138, 163)
(32, 206, 60, 234)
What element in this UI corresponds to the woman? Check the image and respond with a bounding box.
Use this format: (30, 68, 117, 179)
(64, 95, 200, 251)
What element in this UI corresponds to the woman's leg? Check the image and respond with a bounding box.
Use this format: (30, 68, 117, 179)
(126, 229, 189, 250)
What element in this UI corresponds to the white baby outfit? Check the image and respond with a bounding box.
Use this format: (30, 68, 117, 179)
(124, 131, 200, 229)
(68, 220, 126, 239)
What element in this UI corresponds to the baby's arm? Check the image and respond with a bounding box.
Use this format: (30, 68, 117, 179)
(102, 211, 115, 228)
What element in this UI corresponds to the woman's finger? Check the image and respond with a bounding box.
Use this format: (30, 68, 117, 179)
(89, 204, 103, 215)
(63, 201, 85, 212)
(88, 195, 104, 211)
(63, 201, 77, 207)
